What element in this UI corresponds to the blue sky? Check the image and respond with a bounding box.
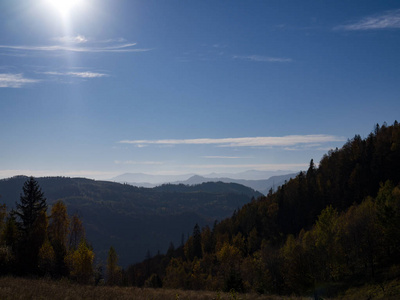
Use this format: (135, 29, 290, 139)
(1, 0, 399, 180)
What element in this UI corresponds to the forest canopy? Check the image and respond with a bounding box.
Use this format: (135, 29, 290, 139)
(126, 121, 400, 296)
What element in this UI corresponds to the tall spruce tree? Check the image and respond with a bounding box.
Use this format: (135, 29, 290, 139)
(14, 176, 47, 233)
(192, 223, 202, 259)
(13, 177, 48, 274)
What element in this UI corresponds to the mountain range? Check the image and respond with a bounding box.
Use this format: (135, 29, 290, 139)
(111, 171, 297, 194)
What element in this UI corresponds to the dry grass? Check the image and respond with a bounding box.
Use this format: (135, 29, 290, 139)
(0, 277, 308, 300)
(4, 276, 399, 300)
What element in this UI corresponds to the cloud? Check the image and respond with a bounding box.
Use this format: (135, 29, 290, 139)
(202, 156, 246, 159)
(114, 161, 164, 165)
(42, 71, 108, 78)
(185, 163, 308, 170)
(53, 35, 88, 44)
(0, 43, 151, 53)
(119, 135, 345, 148)
(233, 55, 292, 63)
(335, 9, 400, 31)
(0, 73, 39, 88)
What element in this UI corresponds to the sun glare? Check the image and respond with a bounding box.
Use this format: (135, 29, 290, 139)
(47, 0, 83, 16)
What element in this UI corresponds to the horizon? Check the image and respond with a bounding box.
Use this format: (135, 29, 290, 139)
(0, 168, 297, 182)
(1, 1, 399, 180)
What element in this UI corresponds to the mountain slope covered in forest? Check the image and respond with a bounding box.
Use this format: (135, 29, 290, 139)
(0, 177, 261, 266)
(128, 122, 400, 297)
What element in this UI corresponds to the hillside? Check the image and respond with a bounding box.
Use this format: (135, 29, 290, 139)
(0, 177, 261, 266)
(127, 122, 400, 297)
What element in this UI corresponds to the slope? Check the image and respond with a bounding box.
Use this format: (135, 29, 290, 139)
(0, 177, 261, 266)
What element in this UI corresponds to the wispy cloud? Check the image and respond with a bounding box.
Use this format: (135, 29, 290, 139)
(233, 55, 292, 63)
(0, 73, 39, 88)
(42, 71, 108, 78)
(335, 9, 400, 31)
(0, 43, 150, 53)
(119, 135, 345, 148)
(186, 163, 308, 170)
(202, 156, 247, 159)
(53, 35, 88, 44)
(114, 161, 164, 165)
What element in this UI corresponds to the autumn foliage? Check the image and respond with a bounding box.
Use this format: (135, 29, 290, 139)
(0, 178, 94, 283)
(125, 122, 400, 297)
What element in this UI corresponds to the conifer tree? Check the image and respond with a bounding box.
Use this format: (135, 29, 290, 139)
(13, 177, 47, 233)
(13, 177, 48, 274)
(192, 223, 202, 259)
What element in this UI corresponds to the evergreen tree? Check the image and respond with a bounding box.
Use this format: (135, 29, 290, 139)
(13, 177, 47, 233)
(13, 177, 48, 274)
(192, 223, 202, 259)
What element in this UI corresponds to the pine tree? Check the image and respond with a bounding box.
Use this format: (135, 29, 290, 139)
(12, 177, 48, 274)
(13, 177, 47, 233)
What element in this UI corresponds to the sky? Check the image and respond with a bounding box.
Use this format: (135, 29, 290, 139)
(0, 0, 399, 180)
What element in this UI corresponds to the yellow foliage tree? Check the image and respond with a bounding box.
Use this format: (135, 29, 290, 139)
(106, 246, 121, 285)
(65, 240, 94, 284)
(49, 201, 70, 248)
(38, 239, 55, 275)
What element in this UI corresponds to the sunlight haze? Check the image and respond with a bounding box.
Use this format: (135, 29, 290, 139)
(1, 0, 399, 180)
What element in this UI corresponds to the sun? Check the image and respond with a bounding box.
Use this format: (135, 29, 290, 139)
(47, 0, 83, 16)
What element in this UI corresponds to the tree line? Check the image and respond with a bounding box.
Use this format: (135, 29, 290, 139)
(123, 121, 400, 296)
(0, 177, 121, 285)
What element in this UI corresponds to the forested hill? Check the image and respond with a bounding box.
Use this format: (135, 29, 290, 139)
(0, 176, 261, 266)
(153, 181, 263, 196)
(128, 121, 400, 296)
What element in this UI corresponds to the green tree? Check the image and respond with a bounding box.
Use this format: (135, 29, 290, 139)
(192, 223, 202, 259)
(13, 177, 47, 234)
(13, 177, 48, 275)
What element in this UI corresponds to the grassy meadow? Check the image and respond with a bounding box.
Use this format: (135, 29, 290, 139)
(1, 277, 400, 300)
(0, 277, 307, 300)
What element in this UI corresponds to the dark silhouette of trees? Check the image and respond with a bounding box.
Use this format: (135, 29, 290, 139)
(12, 177, 48, 274)
(192, 223, 202, 259)
(0, 178, 94, 281)
(13, 177, 47, 234)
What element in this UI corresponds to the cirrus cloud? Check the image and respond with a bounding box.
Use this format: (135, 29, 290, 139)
(233, 55, 292, 63)
(119, 135, 345, 148)
(335, 9, 400, 31)
(42, 71, 108, 78)
(0, 73, 39, 88)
